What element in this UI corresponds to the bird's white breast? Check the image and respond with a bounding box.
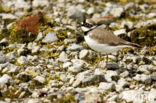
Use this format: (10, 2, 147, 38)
(84, 35, 131, 54)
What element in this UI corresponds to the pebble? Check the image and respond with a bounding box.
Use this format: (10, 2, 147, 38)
(67, 6, 85, 22)
(133, 74, 151, 84)
(87, 7, 95, 15)
(79, 49, 88, 59)
(58, 51, 69, 62)
(42, 31, 58, 43)
(0, 74, 12, 86)
(62, 62, 72, 69)
(113, 29, 126, 36)
(105, 70, 119, 82)
(120, 90, 145, 103)
(116, 78, 128, 92)
(32, 0, 49, 7)
(0, 56, 10, 64)
(68, 63, 83, 73)
(67, 44, 83, 51)
(110, 7, 124, 17)
(98, 82, 115, 91)
(34, 76, 46, 84)
(35, 32, 43, 41)
(17, 56, 28, 65)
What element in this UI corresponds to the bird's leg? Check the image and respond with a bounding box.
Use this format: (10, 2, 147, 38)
(106, 54, 108, 70)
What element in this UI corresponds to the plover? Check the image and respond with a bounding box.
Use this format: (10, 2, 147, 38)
(82, 26, 141, 69)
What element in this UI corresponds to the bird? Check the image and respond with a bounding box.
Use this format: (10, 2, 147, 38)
(81, 25, 141, 70)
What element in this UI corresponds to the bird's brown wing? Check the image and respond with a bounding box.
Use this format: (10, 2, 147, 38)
(88, 27, 127, 46)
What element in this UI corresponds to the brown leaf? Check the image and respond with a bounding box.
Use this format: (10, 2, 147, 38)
(17, 12, 44, 34)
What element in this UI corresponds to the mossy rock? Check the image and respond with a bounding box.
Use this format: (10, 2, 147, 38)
(130, 24, 156, 47)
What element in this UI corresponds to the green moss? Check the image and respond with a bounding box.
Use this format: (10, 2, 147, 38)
(129, 24, 156, 47)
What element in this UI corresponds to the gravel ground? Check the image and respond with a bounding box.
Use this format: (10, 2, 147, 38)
(0, 0, 156, 103)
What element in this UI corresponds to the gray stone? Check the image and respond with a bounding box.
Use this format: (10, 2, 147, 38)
(116, 78, 128, 92)
(58, 51, 68, 62)
(120, 90, 145, 103)
(147, 89, 156, 103)
(79, 49, 88, 59)
(68, 63, 83, 73)
(105, 70, 119, 82)
(67, 44, 83, 51)
(87, 7, 95, 15)
(32, 0, 49, 7)
(0, 74, 12, 86)
(107, 62, 119, 70)
(110, 7, 124, 17)
(0, 56, 10, 64)
(64, 38, 77, 44)
(2, 63, 20, 73)
(34, 76, 46, 84)
(6, 51, 17, 59)
(133, 74, 151, 84)
(35, 32, 43, 41)
(98, 82, 115, 91)
(14, 0, 29, 10)
(60, 74, 67, 82)
(67, 6, 85, 22)
(27, 98, 40, 103)
(63, 62, 72, 69)
(42, 31, 58, 43)
(72, 70, 91, 87)
(0, 13, 17, 19)
(113, 29, 126, 36)
(0, 38, 9, 46)
(17, 56, 28, 65)
(17, 72, 31, 82)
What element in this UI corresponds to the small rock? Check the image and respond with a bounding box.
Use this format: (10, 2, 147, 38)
(67, 6, 85, 22)
(87, 7, 95, 15)
(58, 51, 68, 62)
(147, 89, 156, 102)
(79, 49, 88, 59)
(110, 7, 124, 17)
(105, 70, 119, 82)
(120, 90, 144, 103)
(0, 56, 10, 64)
(0, 74, 12, 86)
(27, 98, 40, 103)
(107, 62, 119, 70)
(133, 74, 151, 84)
(60, 74, 67, 82)
(116, 78, 128, 92)
(17, 56, 28, 65)
(42, 31, 58, 43)
(64, 38, 77, 44)
(35, 32, 43, 41)
(0, 13, 17, 19)
(2, 63, 20, 73)
(32, 0, 49, 7)
(0, 38, 9, 46)
(113, 29, 126, 36)
(17, 72, 31, 82)
(34, 76, 46, 84)
(98, 82, 115, 91)
(63, 62, 72, 69)
(67, 44, 83, 51)
(68, 63, 84, 73)
(6, 51, 17, 59)
(14, 0, 29, 10)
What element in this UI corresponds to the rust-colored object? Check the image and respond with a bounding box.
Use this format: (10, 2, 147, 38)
(17, 12, 44, 34)
(87, 16, 115, 25)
